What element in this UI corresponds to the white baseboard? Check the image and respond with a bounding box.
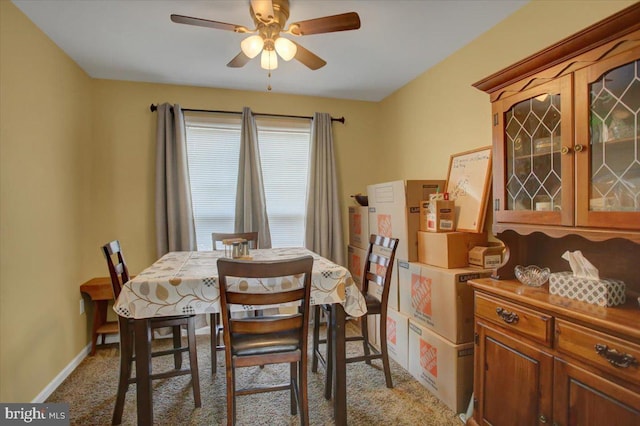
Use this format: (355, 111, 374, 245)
(32, 343, 91, 403)
(31, 324, 212, 402)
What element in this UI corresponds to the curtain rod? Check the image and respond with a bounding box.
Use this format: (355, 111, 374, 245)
(149, 104, 345, 124)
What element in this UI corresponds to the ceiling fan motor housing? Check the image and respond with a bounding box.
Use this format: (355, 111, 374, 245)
(251, 0, 289, 27)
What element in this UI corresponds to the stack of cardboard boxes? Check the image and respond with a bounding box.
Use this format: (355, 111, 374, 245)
(404, 193, 495, 413)
(347, 204, 372, 335)
(365, 180, 444, 366)
(349, 180, 500, 414)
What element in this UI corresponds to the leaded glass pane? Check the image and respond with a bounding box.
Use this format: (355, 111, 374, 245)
(505, 93, 562, 211)
(589, 60, 640, 212)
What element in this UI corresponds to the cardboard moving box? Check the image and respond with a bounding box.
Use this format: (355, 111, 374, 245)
(386, 308, 409, 369)
(348, 206, 369, 250)
(426, 199, 456, 232)
(468, 244, 504, 268)
(367, 180, 445, 262)
(398, 262, 492, 343)
(417, 231, 487, 268)
(408, 320, 474, 413)
(347, 245, 367, 290)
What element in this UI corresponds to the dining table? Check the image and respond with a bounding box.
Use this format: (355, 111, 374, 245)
(113, 247, 366, 425)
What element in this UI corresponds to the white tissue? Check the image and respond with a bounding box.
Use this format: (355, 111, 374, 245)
(561, 250, 599, 280)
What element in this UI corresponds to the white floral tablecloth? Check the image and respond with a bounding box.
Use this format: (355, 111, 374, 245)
(113, 247, 366, 319)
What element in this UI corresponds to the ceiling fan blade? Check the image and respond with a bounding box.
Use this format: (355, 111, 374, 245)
(287, 12, 360, 36)
(292, 42, 326, 70)
(227, 52, 252, 68)
(250, 0, 275, 23)
(170, 14, 251, 33)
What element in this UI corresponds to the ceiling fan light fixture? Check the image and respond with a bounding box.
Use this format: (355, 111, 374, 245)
(261, 49, 278, 70)
(240, 35, 264, 58)
(274, 37, 297, 61)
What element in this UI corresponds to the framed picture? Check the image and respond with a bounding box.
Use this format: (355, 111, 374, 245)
(445, 146, 492, 233)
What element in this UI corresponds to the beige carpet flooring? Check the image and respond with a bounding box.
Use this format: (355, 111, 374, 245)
(46, 323, 463, 425)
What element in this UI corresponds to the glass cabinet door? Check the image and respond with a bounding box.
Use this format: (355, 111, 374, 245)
(576, 48, 640, 230)
(493, 76, 573, 225)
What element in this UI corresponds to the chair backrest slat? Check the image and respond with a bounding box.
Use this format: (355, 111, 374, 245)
(364, 271, 386, 288)
(230, 315, 303, 334)
(369, 252, 391, 268)
(225, 288, 305, 306)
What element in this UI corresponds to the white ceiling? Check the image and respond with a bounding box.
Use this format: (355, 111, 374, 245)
(13, 0, 528, 102)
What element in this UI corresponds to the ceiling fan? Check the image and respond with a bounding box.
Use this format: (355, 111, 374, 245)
(170, 0, 361, 71)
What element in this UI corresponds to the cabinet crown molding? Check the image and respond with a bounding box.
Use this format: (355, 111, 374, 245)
(473, 3, 640, 95)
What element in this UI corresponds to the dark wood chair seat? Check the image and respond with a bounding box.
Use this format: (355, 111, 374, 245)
(102, 240, 201, 425)
(232, 328, 301, 356)
(363, 293, 382, 314)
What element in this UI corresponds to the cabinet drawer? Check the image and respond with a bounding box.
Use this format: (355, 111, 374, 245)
(556, 319, 640, 384)
(475, 293, 553, 346)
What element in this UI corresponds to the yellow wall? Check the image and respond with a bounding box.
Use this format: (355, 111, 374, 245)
(0, 0, 635, 403)
(0, 1, 93, 402)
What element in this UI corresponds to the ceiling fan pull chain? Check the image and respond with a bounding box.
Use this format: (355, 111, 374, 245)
(267, 71, 272, 92)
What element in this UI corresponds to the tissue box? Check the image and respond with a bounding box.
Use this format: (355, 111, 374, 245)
(548, 272, 626, 307)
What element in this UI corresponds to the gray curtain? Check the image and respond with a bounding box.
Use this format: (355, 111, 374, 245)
(155, 103, 197, 257)
(235, 107, 272, 248)
(305, 112, 344, 265)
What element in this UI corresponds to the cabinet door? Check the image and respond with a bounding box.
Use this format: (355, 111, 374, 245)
(553, 358, 640, 426)
(492, 75, 574, 226)
(474, 321, 553, 426)
(575, 47, 640, 230)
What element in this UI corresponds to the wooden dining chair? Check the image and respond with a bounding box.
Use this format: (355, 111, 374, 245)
(102, 240, 201, 425)
(210, 231, 259, 375)
(311, 234, 399, 396)
(217, 255, 314, 426)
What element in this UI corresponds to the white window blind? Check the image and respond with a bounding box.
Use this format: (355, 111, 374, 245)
(184, 112, 310, 250)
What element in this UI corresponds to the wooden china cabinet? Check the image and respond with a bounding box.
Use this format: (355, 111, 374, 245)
(469, 4, 640, 426)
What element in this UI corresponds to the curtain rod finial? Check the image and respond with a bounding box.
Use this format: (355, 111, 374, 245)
(150, 104, 157, 112)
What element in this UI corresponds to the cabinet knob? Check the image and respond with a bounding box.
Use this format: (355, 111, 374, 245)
(574, 144, 584, 152)
(561, 146, 570, 155)
(539, 414, 548, 423)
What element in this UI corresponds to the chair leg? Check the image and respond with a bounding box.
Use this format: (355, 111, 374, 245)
(290, 362, 297, 416)
(323, 307, 333, 400)
(311, 306, 321, 373)
(187, 316, 202, 407)
(112, 318, 132, 425)
(172, 325, 182, 369)
(379, 313, 393, 388)
(226, 363, 235, 426)
(299, 358, 309, 426)
(210, 313, 217, 375)
(360, 315, 372, 365)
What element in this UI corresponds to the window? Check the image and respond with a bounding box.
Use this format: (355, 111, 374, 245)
(184, 112, 311, 250)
